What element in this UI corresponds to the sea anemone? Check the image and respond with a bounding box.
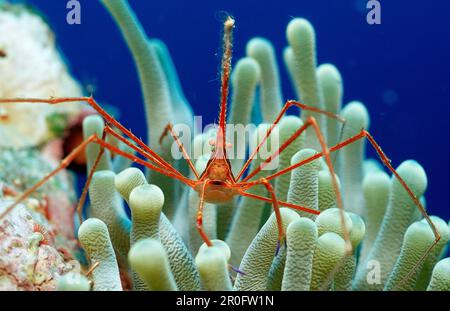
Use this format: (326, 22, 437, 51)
(0, 0, 449, 291)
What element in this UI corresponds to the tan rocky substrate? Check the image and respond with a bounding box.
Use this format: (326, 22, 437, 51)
(0, 197, 81, 291)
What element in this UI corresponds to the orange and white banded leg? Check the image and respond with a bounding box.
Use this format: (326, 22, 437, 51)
(76, 128, 108, 223)
(196, 180, 213, 247)
(236, 99, 344, 181)
(244, 178, 286, 255)
(159, 122, 200, 179)
(0, 97, 184, 179)
(0, 133, 194, 222)
(242, 115, 351, 254)
(260, 129, 440, 285)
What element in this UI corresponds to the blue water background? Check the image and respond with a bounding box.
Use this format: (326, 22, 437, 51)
(23, 0, 450, 220)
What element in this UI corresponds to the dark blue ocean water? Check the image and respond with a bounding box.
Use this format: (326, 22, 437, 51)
(23, 0, 450, 220)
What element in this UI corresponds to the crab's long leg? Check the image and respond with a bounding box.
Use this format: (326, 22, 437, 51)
(237, 115, 346, 290)
(76, 124, 164, 223)
(197, 180, 213, 247)
(242, 120, 309, 182)
(104, 125, 172, 172)
(235, 100, 344, 181)
(0, 97, 184, 179)
(103, 124, 195, 185)
(0, 134, 194, 221)
(241, 178, 285, 254)
(91, 134, 195, 187)
(238, 190, 320, 215)
(159, 123, 199, 179)
(76, 127, 108, 224)
(240, 116, 350, 255)
(253, 129, 440, 287)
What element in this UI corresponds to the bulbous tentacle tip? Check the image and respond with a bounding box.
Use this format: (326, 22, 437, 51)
(129, 183, 165, 213)
(317, 63, 342, 83)
(286, 18, 315, 45)
(395, 160, 428, 194)
(82, 114, 104, 134)
(341, 101, 370, 131)
(427, 258, 450, 291)
(231, 57, 260, 85)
